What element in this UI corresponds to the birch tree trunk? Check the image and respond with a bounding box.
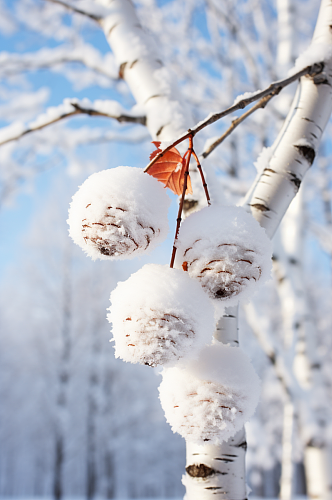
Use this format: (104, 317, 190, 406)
(53, 246, 72, 500)
(183, 307, 248, 500)
(274, 191, 332, 500)
(275, 2, 296, 496)
(96, 0, 193, 141)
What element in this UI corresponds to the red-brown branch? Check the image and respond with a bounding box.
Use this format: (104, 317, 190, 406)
(170, 135, 193, 268)
(192, 149, 211, 205)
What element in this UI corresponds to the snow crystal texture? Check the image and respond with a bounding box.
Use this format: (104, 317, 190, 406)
(159, 344, 261, 445)
(108, 264, 215, 367)
(175, 205, 272, 308)
(68, 167, 170, 260)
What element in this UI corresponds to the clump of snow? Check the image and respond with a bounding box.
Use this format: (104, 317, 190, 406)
(254, 147, 273, 174)
(290, 43, 332, 76)
(68, 167, 170, 260)
(159, 343, 261, 445)
(233, 89, 262, 106)
(0, 121, 25, 144)
(108, 264, 215, 367)
(175, 205, 272, 309)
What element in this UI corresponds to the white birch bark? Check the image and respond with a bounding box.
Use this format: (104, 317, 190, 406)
(275, 2, 296, 496)
(183, 307, 248, 500)
(243, 0, 332, 237)
(96, 0, 193, 141)
(275, 191, 332, 500)
(243, 4, 332, 498)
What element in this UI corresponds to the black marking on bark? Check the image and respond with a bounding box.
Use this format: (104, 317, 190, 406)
(156, 125, 165, 137)
(214, 458, 235, 463)
(289, 257, 298, 265)
(130, 59, 138, 69)
(289, 173, 302, 190)
(186, 464, 216, 478)
(269, 353, 276, 365)
(302, 117, 315, 123)
(272, 254, 278, 261)
(311, 363, 321, 370)
(263, 168, 276, 174)
(223, 454, 237, 457)
(295, 159, 302, 164)
(145, 94, 163, 103)
(310, 132, 318, 139)
(183, 199, 199, 212)
(119, 62, 127, 79)
(108, 23, 119, 36)
(313, 75, 331, 86)
(224, 314, 236, 318)
(294, 145, 315, 165)
(205, 487, 224, 491)
(250, 203, 270, 212)
(238, 441, 248, 450)
(294, 322, 301, 329)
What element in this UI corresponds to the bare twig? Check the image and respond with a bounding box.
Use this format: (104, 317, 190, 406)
(192, 149, 211, 204)
(0, 51, 118, 81)
(0, 102, 146, 147)
(170, 135, 193, 268)
(45, 0, 101, 21)
(201, 93, 274, 159)
(144, 62, 324, 172)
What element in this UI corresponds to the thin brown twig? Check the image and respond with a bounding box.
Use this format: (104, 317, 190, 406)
(201, 93, 275, 159)
(144, 62, 324, 173)
(192, 149, 211, 205)
(0, 103, 146, 147)
(170, 135, 193, 268)
(44, 0, 101, 21)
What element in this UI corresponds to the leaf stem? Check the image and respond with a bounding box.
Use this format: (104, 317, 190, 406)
(192, 149, 211, 205)
(170, 136, 193, 268)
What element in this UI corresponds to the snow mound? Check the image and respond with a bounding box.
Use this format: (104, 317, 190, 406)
(108, 264, 215, 367)
(67, 167, 170, 260)
(159, 343, 261, 445)
(175, 205, 272, 309)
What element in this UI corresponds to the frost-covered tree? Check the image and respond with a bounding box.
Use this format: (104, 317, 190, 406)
(1, 0, 332, 499)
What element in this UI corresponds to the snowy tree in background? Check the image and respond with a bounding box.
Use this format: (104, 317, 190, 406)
(1, 0, 332, 499)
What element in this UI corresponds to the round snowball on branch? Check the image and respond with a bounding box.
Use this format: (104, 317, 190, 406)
(108, 264, 215, 367)
(67, 166, 170, 260)
(159, 344, 261, 445)
(175, 205, 272, 308)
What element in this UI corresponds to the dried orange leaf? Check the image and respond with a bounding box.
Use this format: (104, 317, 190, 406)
(147, 142, 193, 196)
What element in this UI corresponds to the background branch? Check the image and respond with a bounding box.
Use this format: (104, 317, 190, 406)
(0, 100, 146, 147)
(201, 93, 274, 159)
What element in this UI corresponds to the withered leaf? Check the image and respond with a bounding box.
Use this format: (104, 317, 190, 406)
(147, 141, 193, 196)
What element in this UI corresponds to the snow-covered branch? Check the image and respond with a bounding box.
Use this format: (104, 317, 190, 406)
(201, 94, 274, 159)
(0, 45, 118, 81)
(0, 99, 146, 147)
(45, 0, 103, 21)
(144, 62, 324, 172)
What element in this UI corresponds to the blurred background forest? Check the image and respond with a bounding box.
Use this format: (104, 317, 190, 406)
(0, 0, 331, 498)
